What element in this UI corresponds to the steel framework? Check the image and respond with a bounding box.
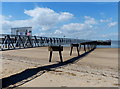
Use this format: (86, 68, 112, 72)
(0, 34, 92, 50)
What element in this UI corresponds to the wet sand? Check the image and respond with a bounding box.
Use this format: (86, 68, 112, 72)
(1, 47, 118, 87)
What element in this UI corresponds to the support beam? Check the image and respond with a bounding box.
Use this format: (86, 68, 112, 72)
(83, 44, 86, 52)
(87, 44, 90, 51)
(49, 51, 52, 62)
(59, 51, 63, 62)
(79, 44, 81, 55)
(77, 46, 80, 56)
(70, 46, 73, 56)
(48, 46, 63, 62)
(70, 44, 79, 56)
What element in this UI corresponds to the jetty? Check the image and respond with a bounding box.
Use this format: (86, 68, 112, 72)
(0, 34, 111, 50)
(0, 34, 111, 62)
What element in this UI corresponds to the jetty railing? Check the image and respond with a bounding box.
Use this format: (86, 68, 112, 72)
(0, 34, 92, 50)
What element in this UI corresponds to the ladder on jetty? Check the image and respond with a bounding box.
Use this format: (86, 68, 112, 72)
(0, 34, 97, 51)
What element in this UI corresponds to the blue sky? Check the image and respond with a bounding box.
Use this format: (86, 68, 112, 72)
(1, 2, 118, 40)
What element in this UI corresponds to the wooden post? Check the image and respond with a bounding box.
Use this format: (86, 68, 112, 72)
(70, 44, 79, 56)
(77, 46, 80, 56)
(19, 36, 25, 48)
(70, 46, 73, 56)
(49, 51, 53, 62)
(90, 44, 92, 50)
(7, 35, 15, 49)
(87, 44, 89, 51)
(59, 51, 63, 62)
(79, 44, 81, 54)
(27, 36, 33, 47)
(48, 46, 63, 62)
(34, 36, 39, 47)
(88, 44, 90, 50)
(84, 44, 86, 52)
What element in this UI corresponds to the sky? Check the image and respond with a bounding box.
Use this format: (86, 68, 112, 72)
(1, 2, 118, 40)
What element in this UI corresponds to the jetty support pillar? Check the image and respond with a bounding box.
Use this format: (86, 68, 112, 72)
(70, 44, 79, 56)
(48, 46, 63, 62)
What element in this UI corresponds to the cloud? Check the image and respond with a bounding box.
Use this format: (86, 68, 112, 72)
(1, 7, 73, 34)
(24, 7, 73, 22)
(0, 15, 13, 33)
(101, 33, 118, 40)
(24, 7, 73, 30)
(56, 16, 118, 40)
(108, 22, 117, 27)
(54, 30, 62, 34)
(100, 18, 112, 23)
(60, 16, 96, 32)
(51, 16, 98, 39)
(58, 12, 73, 21)
(84, 16, 97, 25)
(61, 23, 85, 31)
(0, 15, 12, 20)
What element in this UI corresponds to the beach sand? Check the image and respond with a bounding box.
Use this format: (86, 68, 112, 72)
(1, 47, 118, 87)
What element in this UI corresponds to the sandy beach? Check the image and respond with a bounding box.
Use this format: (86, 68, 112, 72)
(1, 47, 118, 87)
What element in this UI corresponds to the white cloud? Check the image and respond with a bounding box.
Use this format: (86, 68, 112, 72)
(1, 7, 73, 34)
(56, 16, 117, 40)
(58, 12, 73, 21)
(0, 15, 12, 20)
(53, 16, 98, 39)
(0, 15, 13, 33)
(0, 15, 5, 20)
(101, 33, 118, 40)
(61, 23, 84, 31)
(108, 22, 117, 27)
(84, 16, 97, 25)
(54, 30, 62, 34)
(60, 16, 96, 32)
(24, 7, 73, 30)
(100, 18, 112, 23)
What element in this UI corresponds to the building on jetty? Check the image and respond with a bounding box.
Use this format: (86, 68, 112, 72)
(11, 27, 32, 36)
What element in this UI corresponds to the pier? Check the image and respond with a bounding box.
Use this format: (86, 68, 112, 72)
(0, 34, 111, 62)
(0, 34, 97, 51)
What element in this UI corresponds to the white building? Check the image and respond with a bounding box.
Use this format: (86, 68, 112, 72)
(11, 27, 32, 36)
